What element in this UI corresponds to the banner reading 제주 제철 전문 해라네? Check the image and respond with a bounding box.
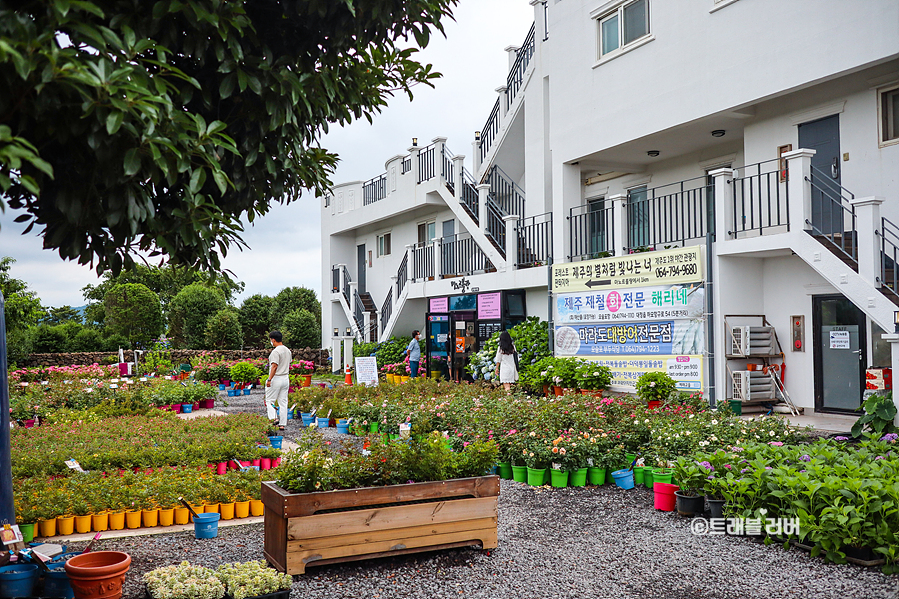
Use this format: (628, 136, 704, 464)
(551, 247, 706, 392)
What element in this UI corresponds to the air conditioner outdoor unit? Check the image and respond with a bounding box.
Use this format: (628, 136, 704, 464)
(730, 326, 778, 357)
(732, 370, 777, 402)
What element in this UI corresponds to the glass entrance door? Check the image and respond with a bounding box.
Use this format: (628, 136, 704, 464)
(813, 295, 866, 413)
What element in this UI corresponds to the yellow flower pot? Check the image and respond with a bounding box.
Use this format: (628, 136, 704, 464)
(234, 501, 250, 519)
(249, 499, 264, 517)
(141, 509, 159, 527)
(402, 376, 410, 383)
(108, 512, 126, 530)
(57, 516, 75, 536)
(91, 512, 109, 532)
(189, 504, 204, 522)
(205, 503, 220, 514)
(39, 518, 57, 537)
(158, 508, 175, 527)
(219, 502, 235, 520)
(74, 514, 92, 534)
(125, 510, 142, 529)
(386, 374, 395, 383)
(174, 507, 190, 525)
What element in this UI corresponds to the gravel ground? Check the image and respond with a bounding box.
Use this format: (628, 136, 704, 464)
(63, 480, 896, 599)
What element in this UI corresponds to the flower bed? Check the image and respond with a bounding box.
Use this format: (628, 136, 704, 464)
(10, 413, 276, 478)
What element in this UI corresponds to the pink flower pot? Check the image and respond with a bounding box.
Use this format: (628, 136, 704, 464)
(260, 458, 272, 471)
(216, 462, 227, 475)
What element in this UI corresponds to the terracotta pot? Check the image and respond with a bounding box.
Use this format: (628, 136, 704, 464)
(158, 508, 175, 527)
(65, 551, 131, 599)
(219, 502, 235, 520)
(39, 518, 57, 537)
(580, 389, 603, 397)
(234, 501, 250, 519)
(249, 499, 264, 517)
(302, 374, 312, 387)
(57, 515, 75, 536)
(553, 386, 563, 396)
(108, 512, 125, 531)
(174, 507, 190, 525)
(75, 514, 92, 534)
(91, 513, 109, 532)
(141, 509, 159, 527)
(124, 511, 142, 529)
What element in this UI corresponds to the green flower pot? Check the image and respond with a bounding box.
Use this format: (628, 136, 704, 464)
(587, 467, 607, 485)
(19, 523, 34, 543)
(550, 469, 569, 488)
(369, 423, 379, 433)
(634, 466, 644, 485)
(644, 468, 655, 489)
(625, 453, 636, 466)
(569, 468, 588, 487)
(527, 467, 547, 486)
(511, 465, 528, 483)
(652, 468, 673, 484)
(497, 462, 513, 480)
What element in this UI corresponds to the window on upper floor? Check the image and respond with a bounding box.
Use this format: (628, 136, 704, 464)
(417, 221, 436, 245)
(377, 232, 391, 257)
(880, 84, 899, 147)
(597, 0, 650, 59)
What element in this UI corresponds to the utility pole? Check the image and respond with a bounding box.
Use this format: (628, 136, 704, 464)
(0, 292, 14, 524)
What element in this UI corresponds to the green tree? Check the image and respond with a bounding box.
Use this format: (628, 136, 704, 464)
(103, 283, 164, 347)
(204, 309, 243, 350)
(281, 308, 320, 350)
(70, 328, 105, 352)
(238, 294, 274, 348)
(30, 324, 68, 353)
(168, 283, 226, 348)
(0, 0, 456, 275)
(0, 256, 45, 362)
(271, 287, 320, 329)
(42, 305, 83, 325)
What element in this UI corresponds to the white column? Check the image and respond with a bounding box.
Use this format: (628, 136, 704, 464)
(496, 86, 509, 118)
(710, 168, 736, 241)
(405, 244, 415, 284)
(362, 312, 372, 343)
(434, 237, 442, 279)
(343, 338, 354, 373)
(331, 337, 342, 373)
(432, 136, 448, 184)
(452, 154, 466, 201)
(504, 214, 519, 270)
(849, 196, 884, 288)
(408, 143, 421, 183)
(477, 183, 491, 235)
(784, 149, 816, 233)
(336, 263, 346, 290)
(609, 193, 628, 255)
(880, 334, 899, 427)
(472, 138, 482, 174)
(504, 45, 520, 72)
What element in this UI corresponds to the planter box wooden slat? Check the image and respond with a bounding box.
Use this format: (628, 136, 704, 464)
(263, 476, 499, 574)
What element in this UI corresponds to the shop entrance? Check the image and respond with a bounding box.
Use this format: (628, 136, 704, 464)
(813, 294, 866, 413)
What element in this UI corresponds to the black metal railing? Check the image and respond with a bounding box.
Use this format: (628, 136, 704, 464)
(413, 241, 435, 280)
(485, 199, 507, 257)
(442, 145, 455, 195)
(341, 265, 351, 307)
(331, 266, 340, 293)
(506, 23, 535, 109)
(440, 233, 493, 277)
(402, 156, 412, 174)
(624, 176, 711, 252)
(418, 143, 436, 183)
(569, 203, 614, 261)
(879, 217, 899, 299)
(353, 289, 364, 334)
(362, 173, 387, 205)
(730, 158, 788, 238)
(396, 252, 408, 298)
(805, 165, 856, 263)
(478, 99, 501, 165)
(485, 165, 525, 218)
(460, 168, 479, 223)
(380, 290, 393, 336)
(516, 212, 552, 268)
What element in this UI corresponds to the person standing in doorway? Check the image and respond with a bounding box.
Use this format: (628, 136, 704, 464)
(265, 330, 292, 431)
(404, 330, 421, 378)
(494, 330, 518, 393)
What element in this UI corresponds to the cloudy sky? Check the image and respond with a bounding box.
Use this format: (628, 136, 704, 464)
(0, 1, 535, 309)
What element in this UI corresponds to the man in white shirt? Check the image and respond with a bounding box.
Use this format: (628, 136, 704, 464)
(265, 330, 292, 430)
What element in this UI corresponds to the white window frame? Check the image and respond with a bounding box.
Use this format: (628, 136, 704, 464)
(377, 232, 392, 257)
(594, 0, 651, 63)
(417, 220, 437, 245)
(877, 82, 899, 148)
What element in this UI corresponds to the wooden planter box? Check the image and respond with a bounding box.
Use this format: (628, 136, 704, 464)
(262, 476, 499, 574)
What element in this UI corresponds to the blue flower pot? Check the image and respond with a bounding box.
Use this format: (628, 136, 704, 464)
(227, 389, 236, 397)
(612, 469, 635, 490)
(269, 435, 283, 449)
(243, 389, 251, 395)
(218, 384, 226, 390)
(301, 415, 315, 426)
(43, 564, 74, 599)
(181, 403, 193, 413)
(336, 423, 350, 434)
(194, 513, 220, 539)
(317, 417, 329, 428)
(0, 564, 39, 598)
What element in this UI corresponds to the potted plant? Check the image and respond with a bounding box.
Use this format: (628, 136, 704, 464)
(144, 562, 224, 599)
(635, 371, 678, 408)
(215, 560, 292, 599)
(289, 360, 315, 387)
(575, 360, 612, 396)
(672, 457, 708, 517)
(230, 362, 262, 393)
(550, 357, 579, 395)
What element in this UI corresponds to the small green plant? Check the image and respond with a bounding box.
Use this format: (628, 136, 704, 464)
(635, 371, 678, 403)
(851, 392, 898, 438)
(575, 359, 612, 390)
(229, 361, 262, 385)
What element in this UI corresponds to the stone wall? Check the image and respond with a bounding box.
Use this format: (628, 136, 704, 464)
(20, 348, 331, 369)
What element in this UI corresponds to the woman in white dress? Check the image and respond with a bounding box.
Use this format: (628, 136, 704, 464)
(494, 331, 519, 392)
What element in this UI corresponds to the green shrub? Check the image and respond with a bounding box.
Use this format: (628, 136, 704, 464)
(168, 283, 227, 349)
(204, 309, 243, 349)
(30, 324, 68, 353)
(635, 371, 678, 403)
(230, 361, 262, 384)
(281, 308, 320, 349)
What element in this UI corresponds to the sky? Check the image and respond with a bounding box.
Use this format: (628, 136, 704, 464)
(0, 1, 535, 309)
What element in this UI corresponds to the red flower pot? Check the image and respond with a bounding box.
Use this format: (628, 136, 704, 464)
(654, 482, 680, 512)
(260, 458, 272, 471)
(216, 462, 227, 475)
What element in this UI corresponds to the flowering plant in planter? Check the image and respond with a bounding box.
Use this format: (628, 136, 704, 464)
(574, 360, 612, 391)
(634, 371, 678, 403)
(215, 560, 292, 599)
(673, 457, 712, 496)
(230, 362, 262, 386)
(289, 360, 315, 375)
(144, 562, 225, 599)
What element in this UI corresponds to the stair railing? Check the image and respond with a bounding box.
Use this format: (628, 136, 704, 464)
(380, 289, 393, 336)
(440, 233, 494, 278)
(418, 142, 437, 183)
(878, 217, 899, 301)
(729, 158, 787, 238)
(460, 168, 479, 223)
(805, 165, 857, 263)
(396, 252, 408, 298)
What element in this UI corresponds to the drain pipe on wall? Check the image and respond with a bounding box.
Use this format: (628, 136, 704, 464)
(547, 255, 554, 356)
(705, 217, 716, 408)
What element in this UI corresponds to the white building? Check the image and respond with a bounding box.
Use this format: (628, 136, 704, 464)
(322, 0, 899, 416)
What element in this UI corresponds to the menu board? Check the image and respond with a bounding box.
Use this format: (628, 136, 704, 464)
(478, 322, 503, 342)
(477, 293, 502, 319)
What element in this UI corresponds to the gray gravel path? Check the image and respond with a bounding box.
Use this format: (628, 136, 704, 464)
(69, 480, 897, 599)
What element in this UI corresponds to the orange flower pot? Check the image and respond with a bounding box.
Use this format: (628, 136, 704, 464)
(234, 501, 250, 519)
(174, 507, 190, 525)
(57, 516, 75, 536)
(158, 508, 174, 527)
(124, 510, 142, 529)
(219, 502, 235, 520)
(75, 515, 92, 534)
(249, 499, 264, 517)
(108, 512, 126, 531)
(65, 551, 131, 599)
(141, 509, 159, 528)
(92, 512, 109, 532)
(302, 374, 312, 387)
(39, 518, 57, 537)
